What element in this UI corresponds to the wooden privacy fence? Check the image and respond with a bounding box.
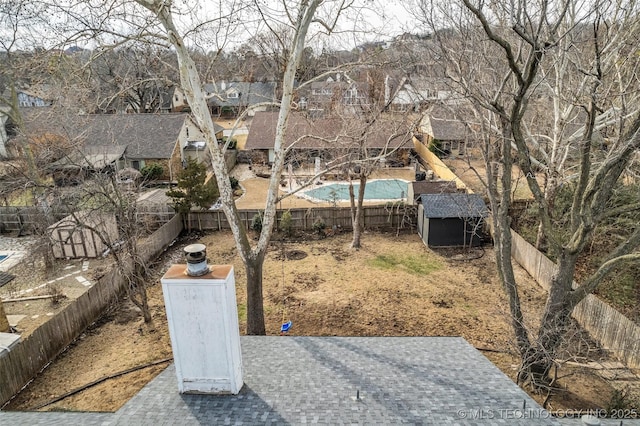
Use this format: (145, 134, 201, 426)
(0, 206, 70, 233)
(0, 214, 183, 406)
(510, 230, 640, 368)
(418, 150, 640, 369)
(185, 205, 416, 232)
(0, 205, 175, 234)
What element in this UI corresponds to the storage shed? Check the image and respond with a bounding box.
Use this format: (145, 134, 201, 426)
(417, 193, 488, 247)
(48, 212, 118, 258)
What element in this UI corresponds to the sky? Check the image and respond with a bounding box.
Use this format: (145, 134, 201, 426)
(0, 0, 422, 53)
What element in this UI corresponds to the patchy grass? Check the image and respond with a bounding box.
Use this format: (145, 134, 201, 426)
(368, 254, 441, 276)
(237, 303, 247, 321)
(8, 188, 35, 206)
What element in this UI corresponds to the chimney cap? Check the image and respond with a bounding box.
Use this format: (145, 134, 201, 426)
(184, 243, 209, 276)
(184, 243, 206, 254)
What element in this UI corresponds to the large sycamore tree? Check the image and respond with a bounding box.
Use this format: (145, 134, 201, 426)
(130, 0, 354, 334)
(417, 0, 640, 389)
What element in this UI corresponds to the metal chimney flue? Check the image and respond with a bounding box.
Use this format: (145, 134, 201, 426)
(184, 243, 209, 276)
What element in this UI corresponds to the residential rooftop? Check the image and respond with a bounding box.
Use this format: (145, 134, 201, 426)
(0, 336, 568, 425)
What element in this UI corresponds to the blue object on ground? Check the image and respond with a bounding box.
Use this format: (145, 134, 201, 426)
(280, 321, 292, 333)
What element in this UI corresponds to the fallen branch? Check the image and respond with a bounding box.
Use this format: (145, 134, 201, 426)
(4, 295, 56, 303)
(475, 346, 512, 354)
(32, 357, 173, 410)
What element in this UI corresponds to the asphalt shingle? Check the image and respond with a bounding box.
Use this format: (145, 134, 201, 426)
(0, 336, 562, 425)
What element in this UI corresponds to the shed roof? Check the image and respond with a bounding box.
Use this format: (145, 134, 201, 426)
(421, 193, 488, 218)
(245, 111, 413, 151)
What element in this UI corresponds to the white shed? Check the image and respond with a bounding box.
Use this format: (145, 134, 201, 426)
(48, 212, 118, 259)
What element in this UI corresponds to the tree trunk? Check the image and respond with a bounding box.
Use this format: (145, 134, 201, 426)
(534, 221, 545, 251)
(245, 255, 266, 335)
(350, 174, 367, 250)
(521, 250, 578, 386)
(0, 300, 9, 332)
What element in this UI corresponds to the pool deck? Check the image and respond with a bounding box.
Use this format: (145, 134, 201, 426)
(234, 167, 416, 210)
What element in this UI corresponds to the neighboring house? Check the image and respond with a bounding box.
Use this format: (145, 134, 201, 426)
(16, 89, 53, 108)
(418, 106, 471, 156)
(244, 111, 413, 166)
(19, 110, 223, 183)
(49, 145, 127, 186)
(171, 86, 190, 112)
(417, 193, 488, 247)
(385, 76, 462, 112)
(205, 81, 278, 117)
(303, 73, 370, 115)
(407, 180, 458, 205)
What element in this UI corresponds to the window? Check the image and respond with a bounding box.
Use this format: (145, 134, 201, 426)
(131, 160, 141, 170)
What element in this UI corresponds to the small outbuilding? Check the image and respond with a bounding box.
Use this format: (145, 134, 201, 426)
(417, 193, 488, 247)
(48, 212, 118, 258)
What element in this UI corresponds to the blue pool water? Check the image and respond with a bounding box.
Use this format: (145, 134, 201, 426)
(0, 255, 7, 263)
(301, 179, 408, 202)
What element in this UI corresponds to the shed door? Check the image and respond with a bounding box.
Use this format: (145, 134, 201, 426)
(428, 218, 465, 247)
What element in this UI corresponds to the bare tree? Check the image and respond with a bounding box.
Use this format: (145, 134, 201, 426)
(54, 165, 155, 323)
(416, 0, 640, 390)
(342, 114, 415, 249)
(129, 0, 356, 334)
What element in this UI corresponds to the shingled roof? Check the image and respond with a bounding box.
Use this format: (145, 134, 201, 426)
(421, 193, 488, 218)
(245, 111, 414, 150)
(20, 110, 194, 160)
(205, 81, 277, 108)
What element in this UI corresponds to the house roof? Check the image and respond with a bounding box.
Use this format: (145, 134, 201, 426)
(245, 111, 414, 151)
(0, 337, 554, 425)
(205, 81, 277, 108)
(20, 110, 194, 160)
(427, 117, 468, 141)
(49, 145, 127, 170)
(421, 193, 488, 218)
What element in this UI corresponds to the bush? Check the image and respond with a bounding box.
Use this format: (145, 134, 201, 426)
(220, 136, 238, 150)
(229, 176, 240, 190)
(428, 139, 447, 158)
(312, 217, 326, 235)
(251, 212, 263, 233)
(140, 163, 163, 181)
(280, 210, 293, 237)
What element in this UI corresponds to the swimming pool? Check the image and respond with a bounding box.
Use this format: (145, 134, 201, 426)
(300, 179, 408, 202)
(0, 255, 7, 263)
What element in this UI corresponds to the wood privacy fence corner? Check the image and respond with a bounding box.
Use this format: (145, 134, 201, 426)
(0, 214, 184, 406)
(510, 230, 640, 368)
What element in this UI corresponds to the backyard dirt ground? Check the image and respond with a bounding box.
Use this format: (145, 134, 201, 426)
(4, 230, 638, 415)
